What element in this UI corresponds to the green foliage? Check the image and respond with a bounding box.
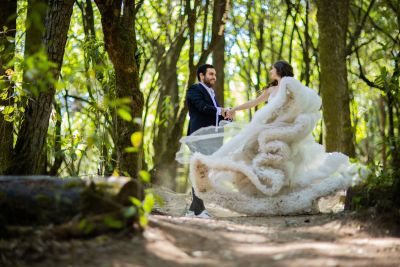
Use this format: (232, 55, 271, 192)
(103, 215, 124, 229)
(349, 167, 399, 211)
(22, 50, 59, 96)
(129, 190, 156, 228)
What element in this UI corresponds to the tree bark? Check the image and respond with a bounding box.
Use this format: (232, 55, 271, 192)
(212, 0, 228, 107)
(316, 0, 355, 157)
(379, 96, 387, 169)
(94, 0, 144, 177)
(6, 0, 75, 175)
(303, 0, 311, 86)
(24, 0, 47, 57)
(0, 0, 17, 174)
(49, 102, 64, 175)
(152, 33, 187, 188)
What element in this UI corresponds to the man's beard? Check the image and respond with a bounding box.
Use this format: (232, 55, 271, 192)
(203, 79, 215, 88)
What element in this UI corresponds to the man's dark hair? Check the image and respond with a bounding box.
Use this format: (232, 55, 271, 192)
(197, 64, 215, 81)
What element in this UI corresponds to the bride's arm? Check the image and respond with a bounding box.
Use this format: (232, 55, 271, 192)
(231, 88, 271, 112)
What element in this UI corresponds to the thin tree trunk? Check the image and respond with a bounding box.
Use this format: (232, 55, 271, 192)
(78, 0, 116, 176)
(0, 0, 17, 174)
(201, 0, 209, 52)
(94, 0, 144, 177)
(316, 0, 355, 157)
(255, 17, 264, 98)
(278, 3, 291, 60)
(379, 95, 387, 169)
(288, 10, 297, 64)
(24, 0, 47, 57)
(152, 34, 187, 188)
(49, 102, 64, 175)
(303, 0, 311, 86)
(6, 0, 75, 175)
(212, 0, 228, 107)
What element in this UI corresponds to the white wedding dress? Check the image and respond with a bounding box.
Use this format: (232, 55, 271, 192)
(176, 77, 362, 215)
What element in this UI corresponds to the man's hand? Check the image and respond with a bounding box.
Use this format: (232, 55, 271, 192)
(221, 108, 228, 118)
(226, 108, 235, 120)
(221, 108, 235, 120)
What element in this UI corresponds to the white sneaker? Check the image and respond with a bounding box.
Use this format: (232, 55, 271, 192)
(184, 210, 196, 217)
(196, 210, 212, 219)
(184, 210, 212, 219)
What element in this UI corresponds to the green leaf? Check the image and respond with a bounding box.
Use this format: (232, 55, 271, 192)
(103, 216, 124, 229)
(2, 106, 14, 115)
(129, 196, 142, 207)
(380, 66, 388, 76)
(143, 193, 155, 213)
(123, 206, 137, 218)
(4, 115, 14, 122)
(130, 131, 142, 147)
(124, 146, 138, 153)
(117, 108, 132, 121)
(6, 36, 15, 43)
(86, 136, 95, 148)
(139, 215, 148, 227)
(0, 92, 7, 100)
(139, 170, 151, 183)
(78, 219, 94, 234)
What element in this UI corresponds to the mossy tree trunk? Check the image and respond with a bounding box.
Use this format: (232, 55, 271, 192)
(316, 0, 355, 157)
(94, 0, 144, 178)
(0, 0, 17, 174)
(6, 0, 75, 175)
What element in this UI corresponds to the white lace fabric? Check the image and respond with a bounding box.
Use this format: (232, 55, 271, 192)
(176, 77, 362, 215)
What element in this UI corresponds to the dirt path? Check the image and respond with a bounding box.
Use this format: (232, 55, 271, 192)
(12, 189, 400, 267)
(25, 213, 400, 267)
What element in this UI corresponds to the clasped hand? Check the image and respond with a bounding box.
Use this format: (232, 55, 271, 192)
(222, 108, 235, 120)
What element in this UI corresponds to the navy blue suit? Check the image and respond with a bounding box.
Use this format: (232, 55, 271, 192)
(186, 83, 224, 214)
(186, 83, 224, 135)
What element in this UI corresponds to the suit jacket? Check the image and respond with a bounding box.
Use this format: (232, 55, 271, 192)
(186, 83, 224, 135)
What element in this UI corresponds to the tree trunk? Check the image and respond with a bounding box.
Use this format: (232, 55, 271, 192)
(316, 0, 355, 157)
(22, 0, 50, 175)
(152, 34, 187, 188)
(303, 0, 311, 86)
(379, 95, 387, 169)
(0, 0, 17, 174)
(24, 0, 47, 57)
(94, 0, 144, 177)
(49, 102, 64, 175)
(78, 0, 116, 176)
(212, 0, 228, 107)
(6, 0, 75, 175)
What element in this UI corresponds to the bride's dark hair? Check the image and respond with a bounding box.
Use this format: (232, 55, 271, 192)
(266, 60, 294, 88)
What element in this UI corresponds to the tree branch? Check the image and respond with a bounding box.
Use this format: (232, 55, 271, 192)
(346, 0, 375, 56)
(355, 48, 384, 90)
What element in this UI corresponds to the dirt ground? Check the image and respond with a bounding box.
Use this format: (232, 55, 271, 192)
(5, 188, 400, 267)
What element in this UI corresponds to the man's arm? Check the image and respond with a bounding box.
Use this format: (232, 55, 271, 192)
(187, 86, 223, 115)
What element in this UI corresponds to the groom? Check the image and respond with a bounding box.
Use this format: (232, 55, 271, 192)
(185, 64, 229, 218)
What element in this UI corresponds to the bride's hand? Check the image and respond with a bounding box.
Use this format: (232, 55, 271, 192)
(226, 109, 235, 120)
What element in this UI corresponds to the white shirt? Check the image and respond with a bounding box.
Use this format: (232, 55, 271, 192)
(200, 82, 222, 115)
(200, 82, 222, 129)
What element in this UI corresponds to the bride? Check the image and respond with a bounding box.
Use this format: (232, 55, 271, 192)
(177, 60, 360, 215)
